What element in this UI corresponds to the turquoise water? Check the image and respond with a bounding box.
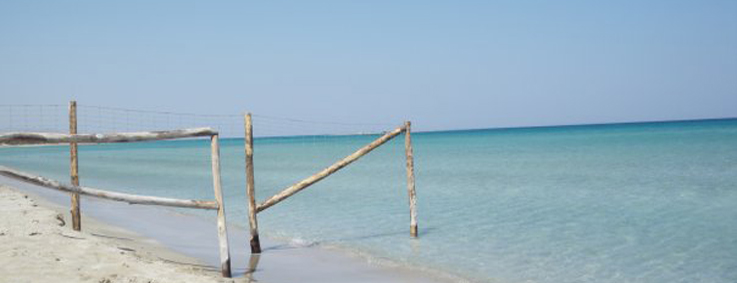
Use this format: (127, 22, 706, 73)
(2, 119, 737, 282)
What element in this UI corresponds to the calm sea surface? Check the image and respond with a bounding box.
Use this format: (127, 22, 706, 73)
(2, 119, 736, 282)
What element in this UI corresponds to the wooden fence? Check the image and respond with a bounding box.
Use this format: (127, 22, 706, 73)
(0, 101, 232, 277)
(243, 113, 418, 254)
(0, 100, 420, 277)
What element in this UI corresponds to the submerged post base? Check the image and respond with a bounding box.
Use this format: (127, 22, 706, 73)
(250, 235, 262, 254)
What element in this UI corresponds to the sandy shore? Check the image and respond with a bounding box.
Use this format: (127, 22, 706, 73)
(1, 175, 462, 283)
(0, 185, 240, 283)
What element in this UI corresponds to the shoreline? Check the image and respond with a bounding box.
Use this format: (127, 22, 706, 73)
(1, 176, 464, 283)
(0, 185, 228, 283)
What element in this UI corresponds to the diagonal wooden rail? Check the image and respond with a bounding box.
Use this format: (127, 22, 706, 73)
(244, 120, 418, 253)
(0, 166, 219, 209)
(256, 126, 406, 213)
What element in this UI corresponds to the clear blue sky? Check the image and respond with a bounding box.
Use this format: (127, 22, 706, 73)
(1, 0, 736, 132)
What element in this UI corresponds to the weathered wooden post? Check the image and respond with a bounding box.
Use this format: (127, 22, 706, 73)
(405, 121, 418, 238)
(244, 113, 261, 253)
(210, 134, 232, 277)
(69, 100, 81, 231)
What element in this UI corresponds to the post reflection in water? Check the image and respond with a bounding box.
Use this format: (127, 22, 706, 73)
(243, 254, 261, 282)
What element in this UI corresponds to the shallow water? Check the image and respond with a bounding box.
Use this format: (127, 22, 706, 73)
(2, 119, 736, 282)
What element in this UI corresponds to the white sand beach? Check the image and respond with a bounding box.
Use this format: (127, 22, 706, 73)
(0, 179, 461, 283)
(0, 185, 237, 283)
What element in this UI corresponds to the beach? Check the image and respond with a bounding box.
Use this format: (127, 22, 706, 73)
(0, 185, 230, 283)
(1, 118, 736, 282)
(0, 177, 459, 283)
(2, 0, 735, 281)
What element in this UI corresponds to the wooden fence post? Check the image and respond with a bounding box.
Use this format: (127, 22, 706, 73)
(210, 134, 232, 277)
(405, 121, 418, 238)
(244, 113, 262, 253)
(69, 100, 81, 231)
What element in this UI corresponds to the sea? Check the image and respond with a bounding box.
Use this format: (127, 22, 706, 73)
(1, 118, 736, 283)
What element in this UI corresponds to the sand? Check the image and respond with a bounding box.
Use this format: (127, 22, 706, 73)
(0, 185, 241, 283)
(0, 176, 462, 283)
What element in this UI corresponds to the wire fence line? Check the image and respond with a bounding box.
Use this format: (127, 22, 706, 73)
(0, 103, 398, 138)
(0, 103, 418, 271)
(0, 102, 408, 178)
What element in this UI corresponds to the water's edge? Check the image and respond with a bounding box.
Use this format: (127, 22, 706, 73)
(0, 176, 470, 283)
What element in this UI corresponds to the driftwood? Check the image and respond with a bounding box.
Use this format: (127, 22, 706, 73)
(209, 135, 232, 278)
(0, 128, 217, 145)
(0, 166, 219, 210)
(69, 101, 81, 231)
(257, 126, 405, 213)
(404, 121, 418, 238)
(244, 113, 262, 253)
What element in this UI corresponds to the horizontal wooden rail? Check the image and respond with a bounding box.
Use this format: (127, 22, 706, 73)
(0, 127, 217, 145)
(0, 166, 219, 210)
(256, 126, 406, 213)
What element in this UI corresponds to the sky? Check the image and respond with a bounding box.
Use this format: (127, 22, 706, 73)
(1, 0, 736, 133)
